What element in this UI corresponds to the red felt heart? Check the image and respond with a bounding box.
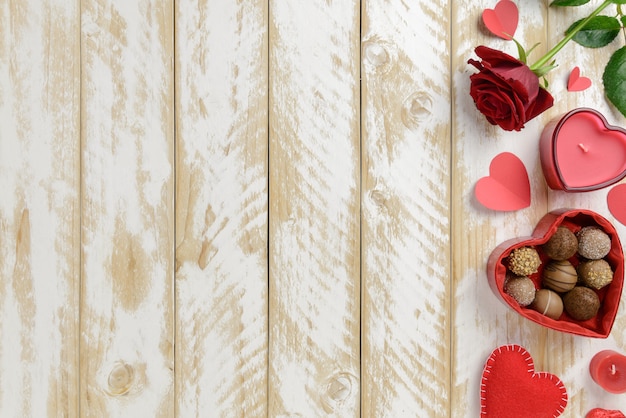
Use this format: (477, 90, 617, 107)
(587, 408, 626, 418)
(568, 66, 592, 92)
(482, 0, 518, 39)
(487, 209, 624, 338)
(608, 184, 626, 226)
(540, 108, 626, 192)
(475, 152, 530, 211)
(481, 345, 567, 417)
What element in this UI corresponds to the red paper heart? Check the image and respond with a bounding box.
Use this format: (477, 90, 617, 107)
(568, 66, 592, 92)
(608, 184, 626, 226)
(475, 152, 530, 211)
(482, 0, 518, 39)
(487, 209, 624, 337)
(587, 408, 626, 418)
(481, 345, 567, 417)
(540, 108, 626, 192)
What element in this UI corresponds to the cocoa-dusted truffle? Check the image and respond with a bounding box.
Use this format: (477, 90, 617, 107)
(563, 286, 600, 321)
(542, 260, 578, 293)
(508, 247, 541, 276)
(577, 226, 611, 260)
(504, 276, 536, 306)
(542, 226, 578, 260)
(530, 289, 563, 320)
(578, 259, 614, 290)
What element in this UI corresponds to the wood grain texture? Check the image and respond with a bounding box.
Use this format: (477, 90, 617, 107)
(5, 2, 626, 416)
(0, 1, 80, 416)
(451, 1, 552, 415)
(360, 1, 452, 416)
(268, 1, 360, 416)
(80, 0, 174, 416)
(174, 0, 269, 416)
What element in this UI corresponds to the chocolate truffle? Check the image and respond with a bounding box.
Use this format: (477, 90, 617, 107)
(577, 226, 611, 260)
(530, 289, 563, 320)
(508, 247, 541, 276)
(563, 286, 600, 321)
(578, 259, 614, 290)
(504, 276, 536, 306)
(542, 260, 578, 293)
(542, 226, 578, 260)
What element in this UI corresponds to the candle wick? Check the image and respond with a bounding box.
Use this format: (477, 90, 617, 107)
(611, 364, 616, 375)
(578, 143, 589, 153)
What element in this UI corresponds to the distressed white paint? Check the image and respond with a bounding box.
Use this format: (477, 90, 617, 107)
(361, 0, 451, 416)
(175, 0, 269, 416)
(0, 1, 80, 416)
(268, 0, 360, 416)
(80, 0, 174, 416)
(4, 1, 626, 416)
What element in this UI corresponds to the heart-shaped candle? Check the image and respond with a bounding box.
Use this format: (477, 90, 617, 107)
(487, 209, 624, 338)
(540, 108, 626, 192)
(480, 344, 567, 417)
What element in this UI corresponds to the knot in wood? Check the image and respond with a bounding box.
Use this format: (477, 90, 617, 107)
(107, 362, 134, 396)
(322, 372, 355, 412)
(402, 91, 433, 129)
(362, 40, 393, 73)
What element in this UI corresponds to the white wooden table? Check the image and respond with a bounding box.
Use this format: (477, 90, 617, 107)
(2, 0, 626, 416)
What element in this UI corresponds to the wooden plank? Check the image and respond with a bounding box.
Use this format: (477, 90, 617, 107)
(80, 1, 174, 416)
(450, 1, 551, 415)
(174, 1, 269, 416)
(360, 1, 452, 416)
(268, 1, 360, 416)
(543, 4, 626, 416)
(0, 1, 80, 416)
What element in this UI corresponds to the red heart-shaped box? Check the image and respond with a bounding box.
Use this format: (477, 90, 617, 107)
(540, 108, 626, 192)
(487, 209, 624, 338)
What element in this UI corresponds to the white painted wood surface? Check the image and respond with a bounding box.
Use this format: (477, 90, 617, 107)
(361, 1, 451, 416)
(268, 1, 360, 416)
(0, 1, 80, 416)
(2, 0, 626, 416)
(80, 0, 174, 416)
(175, 0, 268, 416)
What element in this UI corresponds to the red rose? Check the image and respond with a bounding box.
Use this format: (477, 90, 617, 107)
(468, 45, 554, 131)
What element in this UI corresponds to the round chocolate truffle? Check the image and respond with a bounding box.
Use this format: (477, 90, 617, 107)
(542, 226, 578, 260)
(578, 259, 614, 290)
(504, 276, 536, 306)
(542, 260, 578, 293)
(563, 286, 600, 321)
(508, 247, 541, 276)
(530, 289, 563, 320)
(577, 226, 611, 260)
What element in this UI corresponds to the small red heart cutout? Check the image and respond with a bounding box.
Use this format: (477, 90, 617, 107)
(475, 152, 530, 211)
(481, 345, 567, 417)
(608, 183, 626, 226)
(587, 408, 626, 418)
(540, 108, 626, 192)
(568, 66, 592, 92)
(482, 0, 518, 39)
(487, 209, 624, 337)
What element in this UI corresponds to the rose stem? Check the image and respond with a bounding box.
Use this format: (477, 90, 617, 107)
(530, 0, 613, 72)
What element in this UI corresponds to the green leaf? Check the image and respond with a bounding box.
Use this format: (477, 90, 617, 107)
(611, 0, 626, 4)
(603, 46, 626, 118)
(512, 38, 527, 63)
(533, 61, 558, 78)
(551, 0, 590, 5)
(622, 15, 626, 26)
(565, 15, 621, 48)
